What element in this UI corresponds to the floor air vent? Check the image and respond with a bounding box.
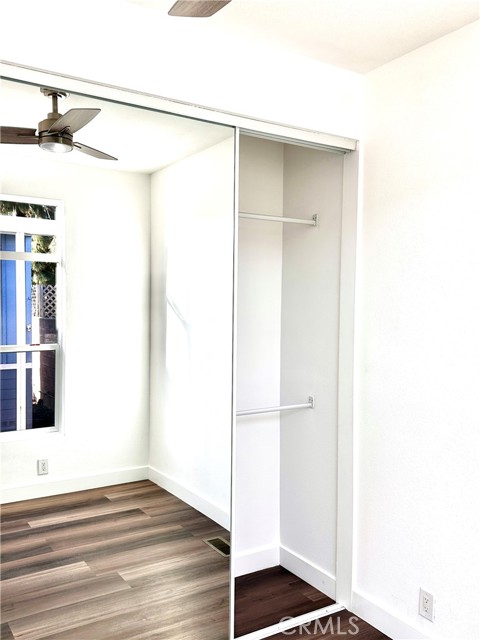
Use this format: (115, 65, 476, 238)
(203, 536, 230, 557)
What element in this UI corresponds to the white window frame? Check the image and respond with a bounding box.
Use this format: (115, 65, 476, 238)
(0, 194, 64, 436)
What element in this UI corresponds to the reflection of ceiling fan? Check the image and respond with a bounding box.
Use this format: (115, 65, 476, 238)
(0, 88, 117, 161)
(169, 0, 231, 17)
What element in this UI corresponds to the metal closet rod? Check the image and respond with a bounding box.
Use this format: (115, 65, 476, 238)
(236, 396, 315, 417)
(239, 212, 318, 226)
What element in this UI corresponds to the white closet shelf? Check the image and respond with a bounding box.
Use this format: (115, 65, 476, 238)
(236, 396, 315, 417)
(239, 212, 318, 226)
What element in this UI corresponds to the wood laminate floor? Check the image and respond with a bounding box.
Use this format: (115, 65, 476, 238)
(1, 481, 391, 640)
(235, 566, 335, 636)
(234, 567, 391, 640)
(0, 480, 230, 640)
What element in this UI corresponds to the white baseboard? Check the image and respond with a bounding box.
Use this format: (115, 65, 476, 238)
(351, 591, 429, 640)
(148, 466, 230, 530)
(233, 544, 280, 577)
(280, 544, 336, 600)
(0, 466, 149, 504)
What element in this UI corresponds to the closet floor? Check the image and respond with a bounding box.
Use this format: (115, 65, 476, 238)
(0, 480, 230, 640)
(235, 566, 391, 639)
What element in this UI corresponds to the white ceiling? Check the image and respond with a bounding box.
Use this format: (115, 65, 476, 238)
(127, 0, 479, 73)
(1, 1, 478, 173)
(1, 0, 478, 76)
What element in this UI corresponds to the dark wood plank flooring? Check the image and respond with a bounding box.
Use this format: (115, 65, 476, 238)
(235, 566, 335, 635)
(1, 480, 230, 640)
(235, 566, 391, 640)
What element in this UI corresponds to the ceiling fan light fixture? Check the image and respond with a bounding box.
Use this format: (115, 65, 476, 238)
(39, 134, 74, 154)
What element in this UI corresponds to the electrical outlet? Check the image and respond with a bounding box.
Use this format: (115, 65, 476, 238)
(37, 459, 48, 475)
(419, 588, 434, 621)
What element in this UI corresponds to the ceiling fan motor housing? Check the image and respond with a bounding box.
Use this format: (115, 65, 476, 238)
(38, 89, 74, 152)
(38, 114, 74, 153)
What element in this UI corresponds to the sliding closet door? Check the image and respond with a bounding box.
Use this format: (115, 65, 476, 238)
(150, 134, 236, 529)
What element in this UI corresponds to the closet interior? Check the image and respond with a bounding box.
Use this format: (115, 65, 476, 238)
(234, 133, 345, 636)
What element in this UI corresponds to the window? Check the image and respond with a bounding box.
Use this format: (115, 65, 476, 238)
(0, 196, 63, 433)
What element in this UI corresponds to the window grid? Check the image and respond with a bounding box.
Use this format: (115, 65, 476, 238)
(1, 195, 63, 434)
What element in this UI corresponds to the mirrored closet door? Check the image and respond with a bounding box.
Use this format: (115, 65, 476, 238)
(0, 75, 235, 640)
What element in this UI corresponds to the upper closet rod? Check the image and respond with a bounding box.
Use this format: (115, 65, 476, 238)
(239, 212, 318, 226)
(236, 396, 315, 417)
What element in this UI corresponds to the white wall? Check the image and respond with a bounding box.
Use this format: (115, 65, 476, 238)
(280, 145, 344, 598)
(356, 22, 480, 640)
(149, 136, 235, 529)
(1, 152, 151, 501)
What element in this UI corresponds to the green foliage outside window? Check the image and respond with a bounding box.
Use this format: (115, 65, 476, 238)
(1, 201, 56, 284)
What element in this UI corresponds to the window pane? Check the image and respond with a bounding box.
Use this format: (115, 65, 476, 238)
(1, 237, 17, 345)
(31, 281, 57, 344)
(28, 237, 58, 344)
(31, 350, 55, 428)
(0, 233, 15, 247)
(26, 234, 57, 256)
(1, 242, 57, 344)
(0, 202, 56, 220)
(0, 351, 56, 431)
(0, 258, 58, 346)
(26, 367, 33, 429)
(0, 363, 17, 432)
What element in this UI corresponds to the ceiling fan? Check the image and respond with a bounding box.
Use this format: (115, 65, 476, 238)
(0, 88, 117, 161)
(168, 0, 231, 17)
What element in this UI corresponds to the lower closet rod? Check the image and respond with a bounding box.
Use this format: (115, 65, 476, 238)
(236, 396, 315, 417)
(239, 212, 318, 226)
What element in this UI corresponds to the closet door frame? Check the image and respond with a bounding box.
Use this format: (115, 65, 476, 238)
(231, 129, 359, 629)
(335, 147, 358, 608)
(1, 61, 359, 638)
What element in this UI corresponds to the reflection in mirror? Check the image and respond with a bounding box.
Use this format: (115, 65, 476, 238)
(0, 77, 234, 639)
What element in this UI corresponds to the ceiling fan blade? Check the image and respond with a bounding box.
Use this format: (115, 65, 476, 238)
(0, 126, 38, 144)
(48, 109, 100, 134)
(168, 0, 231, 17)
(73, 141, 117, 161)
